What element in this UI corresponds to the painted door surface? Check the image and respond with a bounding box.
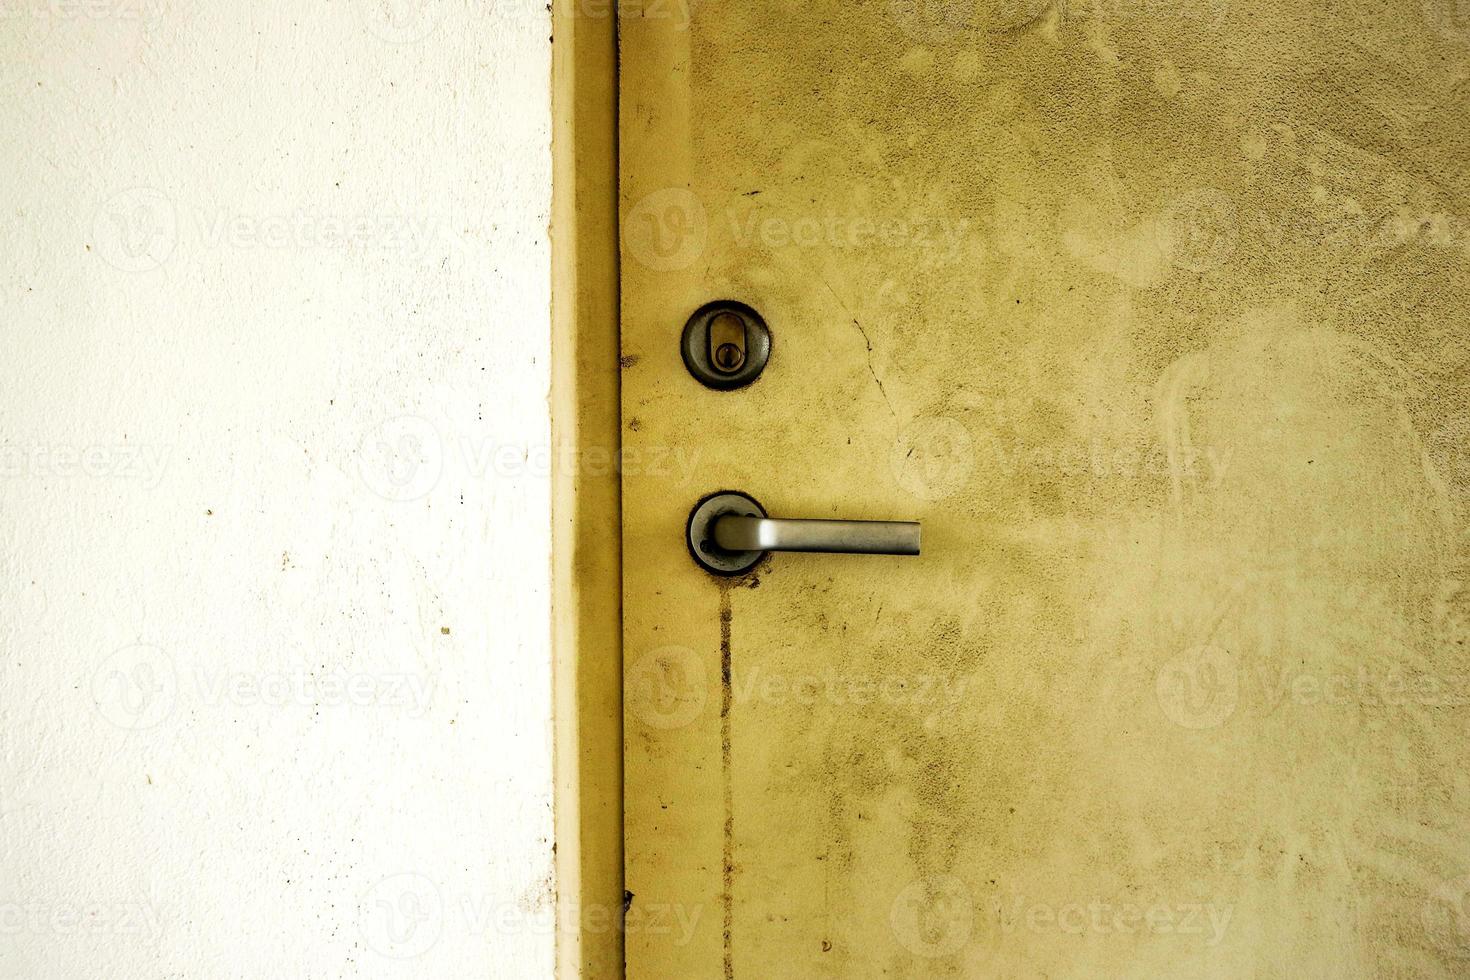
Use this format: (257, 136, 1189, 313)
(619, 1, 1470, 976)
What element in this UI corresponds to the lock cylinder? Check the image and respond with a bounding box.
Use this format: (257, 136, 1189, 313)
(680, 301, 771, 390)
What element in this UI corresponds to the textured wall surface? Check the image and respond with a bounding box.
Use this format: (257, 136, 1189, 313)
(1, 3, 553, 977)
(621, 0, 1470, 976)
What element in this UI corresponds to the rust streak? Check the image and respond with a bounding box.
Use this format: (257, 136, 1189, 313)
(719, 583, 734, 980)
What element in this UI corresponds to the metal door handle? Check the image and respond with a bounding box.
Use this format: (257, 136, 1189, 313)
(688, 491, 921, 575)
(712, 516, 920, 555)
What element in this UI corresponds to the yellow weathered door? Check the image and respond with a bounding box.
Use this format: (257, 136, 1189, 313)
(619, 1, 1470, 975)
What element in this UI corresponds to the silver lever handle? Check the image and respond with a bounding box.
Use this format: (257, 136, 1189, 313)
(688, 491, 921, 576)
(713, 516, 920, 555)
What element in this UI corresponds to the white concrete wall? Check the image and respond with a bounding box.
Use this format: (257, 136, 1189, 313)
(0, 2, 554, 977)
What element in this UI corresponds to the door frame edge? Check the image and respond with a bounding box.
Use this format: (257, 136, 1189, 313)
(551, 1, 624, 976)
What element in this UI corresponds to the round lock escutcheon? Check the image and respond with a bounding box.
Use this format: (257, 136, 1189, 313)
(681, 301, 770, 390)
(686, 491, 769, 576)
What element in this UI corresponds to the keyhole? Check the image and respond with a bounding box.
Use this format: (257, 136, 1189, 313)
(714, 342, 745, 372)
